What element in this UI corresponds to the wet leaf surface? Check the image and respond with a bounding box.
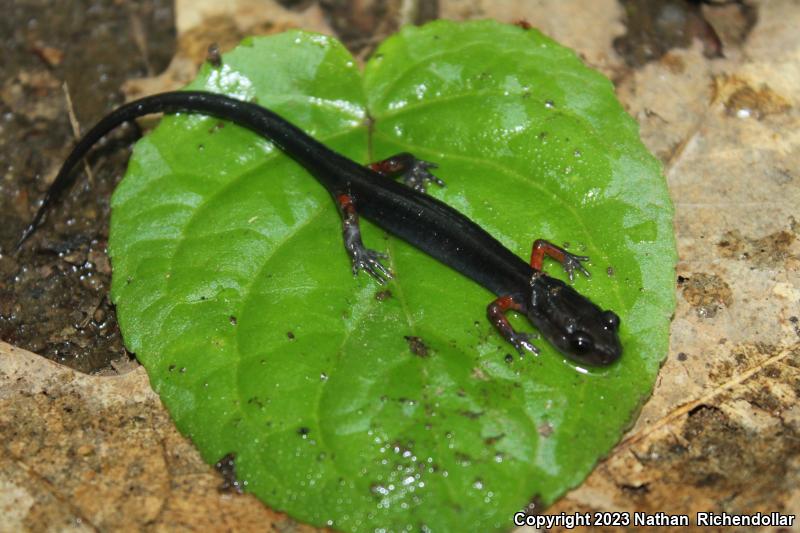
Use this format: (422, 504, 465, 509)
(108, 21, 674, 530)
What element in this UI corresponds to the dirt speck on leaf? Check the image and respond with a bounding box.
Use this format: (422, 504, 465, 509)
(215, 453, 244, 494)
(404, 335, 429, 357)
(374, 289, 392, 301)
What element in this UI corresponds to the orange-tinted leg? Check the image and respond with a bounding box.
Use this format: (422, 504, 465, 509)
(368, 152, 444, 193)
(336, 193, 392, 283)
(529, 239, 591, 280)
(487, 295, 539, 354)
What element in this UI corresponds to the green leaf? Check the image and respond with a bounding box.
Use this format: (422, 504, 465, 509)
(109, 21, 675, 532)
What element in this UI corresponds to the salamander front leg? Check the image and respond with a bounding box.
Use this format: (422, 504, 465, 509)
(487, 295, 539, 355)
(336, 193, 393, 284)
(368, 152, 444, 193)
(530, 239, 590, 281)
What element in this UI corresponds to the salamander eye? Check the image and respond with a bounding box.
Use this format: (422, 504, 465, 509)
(571, 333, 594, 354)
(602, 311, 620, 330)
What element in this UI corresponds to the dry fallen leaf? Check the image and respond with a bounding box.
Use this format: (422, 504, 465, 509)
(0, 341, 320, 532)
(122, 0, 334, 99)
(546, 0, 800, 528)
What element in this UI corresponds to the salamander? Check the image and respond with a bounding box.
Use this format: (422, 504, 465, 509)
(17, 91, 622, 366)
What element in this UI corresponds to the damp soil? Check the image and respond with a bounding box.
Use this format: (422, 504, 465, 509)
(315, 0, 439, 54)
(0, 0, 176, 373)
(0, 1, 446, 375)
(614, 0, 757, 67)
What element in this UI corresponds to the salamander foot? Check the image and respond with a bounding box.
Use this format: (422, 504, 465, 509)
(529, 239, 591, 281)
(400, 158, 443, 193)
(350, 246, 393, 284)
(369, 152, 445, 194)
(560, 251, 591, 281)
(508, 332, 540, 355)
(487, 295, 540, 355)
(337, 192, 394, 284)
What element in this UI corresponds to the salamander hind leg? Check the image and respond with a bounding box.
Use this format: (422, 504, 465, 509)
(487, 295, 539, 355)
(368, 152, 444, 193)
(529, 239, 590, 281)
(336, 193, 393, 284)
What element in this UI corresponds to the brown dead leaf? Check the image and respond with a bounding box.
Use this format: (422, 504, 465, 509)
(714, 73, 792, 120)
(122, 0, 334, 99)
(30, 43, 65, 68)
(0, 341, 321, 532)
(440, 0, 625, 74)
(545, 0, 800, 529)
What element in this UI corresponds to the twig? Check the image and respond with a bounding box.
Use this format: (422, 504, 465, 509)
(61, 82, 94, 185)
(618, 344, 797, 450)
(129, 9, 153, 76)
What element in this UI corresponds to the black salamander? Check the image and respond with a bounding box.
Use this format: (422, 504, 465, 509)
(17, 91, 622, 366)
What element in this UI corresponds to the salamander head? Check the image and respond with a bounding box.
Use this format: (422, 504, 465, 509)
(528, 277, 622, 366)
